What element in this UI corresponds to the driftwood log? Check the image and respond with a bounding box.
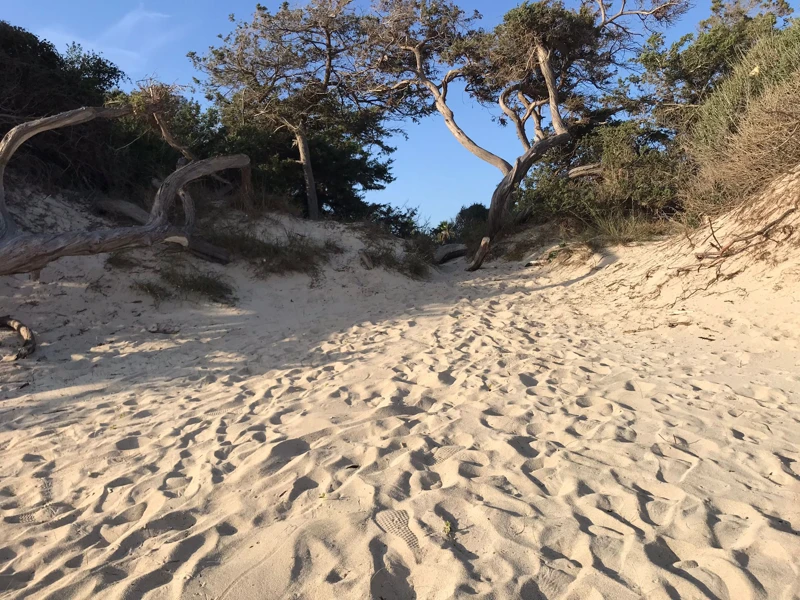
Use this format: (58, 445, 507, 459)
(0, 105, 253, 358)
(0, 106, 251, 276)
(96, 199, 231, 264)
(0, 315, 35, 360)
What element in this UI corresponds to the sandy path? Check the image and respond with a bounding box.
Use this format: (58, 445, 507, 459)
(1, 248, 799, 599)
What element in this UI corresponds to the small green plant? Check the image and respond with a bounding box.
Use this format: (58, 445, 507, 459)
(319, 492, 327, 500)
(160, 269, 236, 305)
(442, 520, 452, 537)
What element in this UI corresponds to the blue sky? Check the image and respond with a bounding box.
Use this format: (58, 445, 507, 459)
(6, 0, 718, 224)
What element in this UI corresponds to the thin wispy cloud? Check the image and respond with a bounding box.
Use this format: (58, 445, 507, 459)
(36, 5, 184, 77)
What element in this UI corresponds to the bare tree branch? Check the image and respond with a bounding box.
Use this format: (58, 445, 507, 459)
(0, 105, 250, 276)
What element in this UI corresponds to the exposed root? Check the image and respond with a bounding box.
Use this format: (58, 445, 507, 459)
(1, 315, 36, 359)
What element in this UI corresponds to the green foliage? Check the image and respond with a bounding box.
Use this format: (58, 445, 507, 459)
(632, 0, 792, 129)
(517, 121, 683, 231)
(0, 21, 126, 188)
(690, 21, 800, 157)
(433, 221, 456, 244)
(364, 204, 424, 239)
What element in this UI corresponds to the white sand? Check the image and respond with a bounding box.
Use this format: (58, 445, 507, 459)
(1, 192, 799, 599)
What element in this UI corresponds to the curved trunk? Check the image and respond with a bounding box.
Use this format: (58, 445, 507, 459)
(295, 129, 320, 220)
(536, 45, 567, 136)
(467, 133, 571, 272)
(0, 104, 250, 276)
(434, 96, 512, 175)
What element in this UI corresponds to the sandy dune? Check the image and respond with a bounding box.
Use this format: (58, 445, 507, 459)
(1, 200, 800, 599)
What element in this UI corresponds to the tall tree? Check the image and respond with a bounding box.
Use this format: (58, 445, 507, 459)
(190, 0, 398, 219)
(359, 0, 690, 269)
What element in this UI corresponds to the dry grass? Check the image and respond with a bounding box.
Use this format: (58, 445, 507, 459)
(686, 24, 800, 216)
(204, 229, 343, 278)
(362, 237, 434, 279)
(580, 213, 676, 248)
(504, 235, 546, 262)
(160, 269, 236, 305)
(131, 281, 174, 306)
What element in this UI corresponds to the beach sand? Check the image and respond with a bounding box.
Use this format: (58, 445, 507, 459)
(1, 195, 799, 599)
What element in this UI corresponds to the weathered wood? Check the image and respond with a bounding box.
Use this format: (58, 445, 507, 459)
(568, 163, 603, 179)
(466, 238, 491, 273)
(467, 133, 571, 271)
(0, 224, 185, 276)
(434, 243, 468, 265)
(1, 315, 36, 359)
(0, 104, 249, 275)
(149, 154, 250, 226)
(294, 129, 320, 220)
(96, 200, 232, 264)
(0, 106, 136, 241)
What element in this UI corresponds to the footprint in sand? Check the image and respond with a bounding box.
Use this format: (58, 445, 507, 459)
(429, 445, 464, 465)
(375, 509, 420, 551)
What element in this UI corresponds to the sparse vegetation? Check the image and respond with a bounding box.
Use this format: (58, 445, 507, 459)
(362, 235, 434, 279)
(131, 281, 174, 306)
(160, 269, 236, 305)
(204, 229, 343, 278)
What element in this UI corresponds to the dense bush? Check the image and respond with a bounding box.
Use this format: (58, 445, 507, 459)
(0, 21, 125, 188)
(516, 122, 683, 230)
(1, 22, 400, 225)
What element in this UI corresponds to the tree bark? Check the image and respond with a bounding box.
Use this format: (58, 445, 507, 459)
(536, 45, 568, 135)
(567, 163, 603, 179)
(0, 106, 135, 241)
(433, 95, 512, 175)
(295, 129, 320, 220)
(1, 315, 35, 360)
(467, 132, 571, 271)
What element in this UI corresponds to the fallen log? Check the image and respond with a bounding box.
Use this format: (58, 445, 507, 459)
(434, 243, 468, 265)
(96, 200, 231, 264)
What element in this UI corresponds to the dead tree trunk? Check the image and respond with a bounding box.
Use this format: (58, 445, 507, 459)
(96, 199, 232, 264)
(294, 129, 320, 220)
(1, 315, 35, 360)
(467, 133, 571, 271)
(0, 106, 251, 277)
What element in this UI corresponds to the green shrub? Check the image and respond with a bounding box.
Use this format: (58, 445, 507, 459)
(516, 122, 682, 235)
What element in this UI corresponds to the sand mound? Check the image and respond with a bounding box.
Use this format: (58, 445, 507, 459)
(1, 189, 799, 599)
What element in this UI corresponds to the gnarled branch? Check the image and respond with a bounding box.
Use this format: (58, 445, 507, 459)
(0, 104, 250, 276)
(467, 132, 572, 271)
(1, 315, 35, 360)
